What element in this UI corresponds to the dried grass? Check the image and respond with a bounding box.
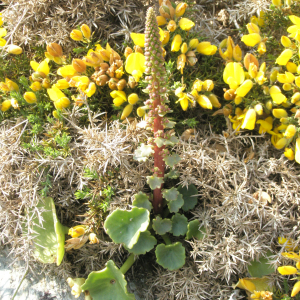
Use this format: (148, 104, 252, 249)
(1, 108, 299, 299)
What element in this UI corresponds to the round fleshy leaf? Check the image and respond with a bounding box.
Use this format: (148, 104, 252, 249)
(154, 137, 165, 148)
(132, 192, 152, 212)
(81, 260, 135, 300)
(167, 193, 184, 213)
(155, 242, 186, 271)
(125, 231, 157, 255)
(162, 187, 179, 201)
(248, 251, 275, 278)
(104, 207, 149, 249)
(147, 175, 164, 190)
(164, 153, 181, 167)
(152, 216, 172, 235)
(171, 213, 188, 236)
(177, 184, 198, 211)
(185, 220, 206, 240)
(29, 197, 68, 266)
(164, 169, 180, 179)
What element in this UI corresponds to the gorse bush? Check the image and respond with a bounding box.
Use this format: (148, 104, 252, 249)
(2, 0, 300, 299)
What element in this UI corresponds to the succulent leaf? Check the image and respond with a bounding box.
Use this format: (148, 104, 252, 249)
(164, 153, 181, 167)
(248, 251, 275, 277)
(147, 175, 164, 190)
(185, 220, 206, 240)
(125, 231, 157, 255)
(177, 184, 198, 211)
(171, 213, 188, 236)
(167, 193, 184, 213)
(164, 169, 180, 179)
(104, 208, 150, 249)
(81, 260, 135, 300)
(155, 242, 186, 271)
(132, 192, 153, 212)
(162, 187, 179, 201)
(152, 216, 172, 235)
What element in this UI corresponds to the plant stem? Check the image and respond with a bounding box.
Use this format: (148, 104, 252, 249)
(120, 253, 136, 275)
(162, 234, 171, 245)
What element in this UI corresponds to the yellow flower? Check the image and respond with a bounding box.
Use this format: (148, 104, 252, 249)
(292, 281, 300, 297)
(81, 24, 91, 39)
(277, 71, 295, 83)
(68, 225, 87, 238)
(30, 81, 42, 92)
(47, 86, 71, 109)
(241, 33, 262, 47)
(281, 36, 292, 47)
(47, 43, 63, 57)
(276, 49, 293, 65)
(31, 60, 50, 77)
(121, 104, 133, 120)
(207, 94, 221, 108)
(202, 80, 214, 91)
(157, 16, 167, 26)
(178, 93, 190, 111)
(178, 18, 195, 31)
(137, 107, 145, 117)
(7, 45, 22, 55)
(269, 86, 287, 104)
(171, 34, 182, 52)
(272, 0, 282, 7)
(256, 116, 273, 134)
(284, 148, 295, 160)
(72, 59, 86, 73)
(177, 54, 186, 74)
(24, 92, 37, 104)
(0, 99, 12, 111)
(196, 95, 212, 109)
(130, 32, 145, 47)
(70, 29, 83, 41)
(84, 82, 96, 97)
(272, 108, 288, 118)
(167, 20, 176, 32)
(223, 62, 245, 89)
(286, 61, 297, 73)
(197, 42, 217, 55)
(241, 109, 256, 130)
(55, 79, 70, 90)
(295, 137, 300, 164)
(175, 3, 187, 18)
(57, 65, 77, 78)
(233, 45, 242, 61)
(161, 31, 170, 45)
(257, 41, 266, 55)
(128, 93, 139, 105)
(284, 124, 296, 138)
(189, 39, 199, 49)
(125, 52, 145, 82)
(0, 27, 7, 46)
(235, 79, 253, 97)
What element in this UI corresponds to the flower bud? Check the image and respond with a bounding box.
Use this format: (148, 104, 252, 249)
(24, 92, 37, 104)
(124, 46, 133, 58)
(241, 108, 256, 130)
(70, 29, 83, 41)
(134, 45, 144, 54)
(113, 97, 126, 106)
(42, 78, 51, 89)
(89, 233, 99, 244)
(10, 98, 19, 109)
(54, 97, 70, 109)
(121, 104, 133, 120)
(207, 94, 221, 108)
(157, 16, 167, 26)
(117, 79, 127, 90)
(292, 92, 300, 103)
(108, 78, 119, 90)
(0, 100, 12, 111)
(283, 83, 292, 91)
(284, 148, 295, 160)
(244, 53, 259, 70)
(181, 42, 188, 54)
(137, 107, 145, 117)
(202, 80, 214, 91)
(171, 34, 182, 52)
(273, 108, 288, 118)
(167, 20, 177, 32)
(281, 36, 291, 48)
(224, 89, 235, 100)
(81, 24, 91, 39)
(128, 93, 139, 105)
(72, 59, 86, 73)
(254, 103, 263, 115)
(284, 124, 297, 138)
(30, 81, 42, 92)
(189, 39, 199, 49)
(186, 51, 197, 66)
(7, 45, 22, 55)
(175, 3, 187, 18)
(47, 43, 62, 57)
(233, 45, 242, 62)
(234, 96, 243, 105)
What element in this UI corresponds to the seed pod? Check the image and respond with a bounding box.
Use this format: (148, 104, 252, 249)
(224, 89, 235, 100)
(106, 67, 115, 78)
(96, 75, 109, 86)
(124, 47, 133, 58)
(72, 59, 86, 73)
(134, 45, 144, 54)
(7, 45, 22, 55)
(117, 79, 127, 90)
(128, 76, 137, 89)
(108, 78, 119, 90)
(100, 63, 110, 71)
(47, 43, 62, 57)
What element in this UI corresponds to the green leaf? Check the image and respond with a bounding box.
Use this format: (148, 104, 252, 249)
(132, 192, 152, 212)
(81, 260, 135, 300)
(234, 276, 273, 294)
(185, 220, 206, 240)
(125, 231, 157, 255)
(248, 251, 275, 278)
(152, 216, 172, 235)
(133, 143, 154, 162)
(164, 153, 181, 168)
(167, 193, 184, 213)
(168, 136, 179, 145)
(171, 213, 188, 236)
(162, 187, 179, 201)
(165, 120, 176, 128)
(29, 197, 68, 266)
(164, 169, 180, 179)
(154, 137, 165, 148)
(155, 242, 186, 271)
(104, 208, 150, 249)
(177, 184, 198, 211)
(147, 175, 164, 190)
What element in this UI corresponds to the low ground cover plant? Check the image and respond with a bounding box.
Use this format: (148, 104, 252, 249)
(2, 0, 300, 299)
